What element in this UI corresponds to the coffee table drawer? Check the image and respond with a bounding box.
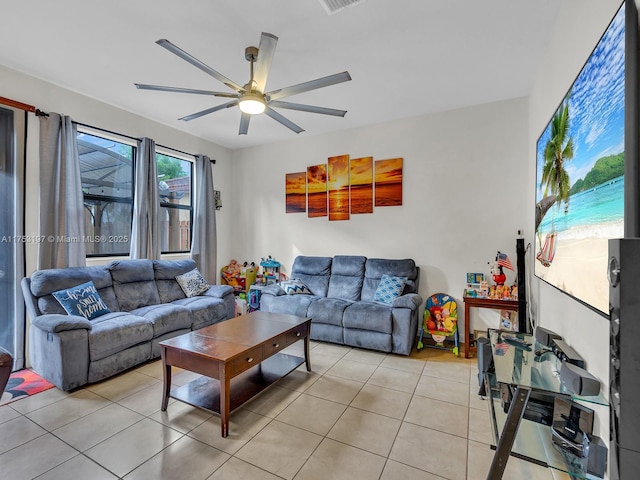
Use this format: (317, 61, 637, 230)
(230, 345, 264, 375)
(264, 336, 288, 356)
(286, 323, 309, 346)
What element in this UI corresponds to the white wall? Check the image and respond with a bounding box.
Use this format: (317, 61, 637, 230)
(230, 96, 530, 338)
(1, 65, 234, 276)
(528, 0, 622, 450)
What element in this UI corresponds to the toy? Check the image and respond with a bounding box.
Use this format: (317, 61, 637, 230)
(489, 251, 515, 286)
(417, 293, 459, 356)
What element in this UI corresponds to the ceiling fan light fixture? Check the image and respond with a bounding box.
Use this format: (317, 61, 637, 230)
(239, 92, 266, 114)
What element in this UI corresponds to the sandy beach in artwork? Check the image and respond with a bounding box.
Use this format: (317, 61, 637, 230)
(535, 220, 622, 314)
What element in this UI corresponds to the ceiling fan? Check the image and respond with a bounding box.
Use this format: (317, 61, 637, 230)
(135, 33, 352, 135)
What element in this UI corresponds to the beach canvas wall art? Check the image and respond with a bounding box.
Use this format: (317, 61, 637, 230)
(534, 4, 624, 315)
(307, 164, 328, 218)
(285, 172, 306, 213)
(328, 154, 350, 221)
(350, 157, 373, 214)
(375, 158, 403, 206)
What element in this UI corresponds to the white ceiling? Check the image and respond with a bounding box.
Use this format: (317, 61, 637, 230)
(0, 0, 562, 150)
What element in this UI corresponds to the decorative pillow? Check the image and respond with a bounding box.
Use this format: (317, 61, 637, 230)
(52, 280, 111, 320)
(373, 274, 407, 305)
(176, 268, 210, 297)
(280, 279, 312, 295)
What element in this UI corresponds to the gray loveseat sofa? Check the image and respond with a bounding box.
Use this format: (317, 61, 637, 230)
(260, 256, 422, 355)
(22, 259, 235, 391)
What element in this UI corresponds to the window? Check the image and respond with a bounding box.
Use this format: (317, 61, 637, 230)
(78, 130, 134, 256)
(77, 129, 194, 256)
(157, 152, 193, 253)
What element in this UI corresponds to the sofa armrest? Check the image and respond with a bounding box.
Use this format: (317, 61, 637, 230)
(31, 314, 93, 333)
(203, 285, 234, 298)
(261, 284, 286, 296)
(392, 293, 423, 309)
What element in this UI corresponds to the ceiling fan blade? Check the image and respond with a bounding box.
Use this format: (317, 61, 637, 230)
(268, 100, 347, 117)
(178, 100, 239, 122)
(266, 71, 351, 101)
(264, 107, 305, 134)
(156, 39, 245, 92)
(253, 32, 278, 92)
(135, 83, 239, 98)
(239, 113, 251, 135)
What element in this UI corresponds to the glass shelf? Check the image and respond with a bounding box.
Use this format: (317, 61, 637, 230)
(485, 329, 608, 479)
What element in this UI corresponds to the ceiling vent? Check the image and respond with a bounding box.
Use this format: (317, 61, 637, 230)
(318, 0, 366, 15)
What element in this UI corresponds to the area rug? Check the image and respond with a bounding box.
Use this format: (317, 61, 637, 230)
(0, 369, 55, 406)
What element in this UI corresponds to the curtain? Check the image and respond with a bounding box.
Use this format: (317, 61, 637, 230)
(38, 113, 86, 269)
(130, 137, 160, 259)
(191, 155, 217, 283)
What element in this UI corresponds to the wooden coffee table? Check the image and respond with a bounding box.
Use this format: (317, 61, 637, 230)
(159, 311, 311, 437)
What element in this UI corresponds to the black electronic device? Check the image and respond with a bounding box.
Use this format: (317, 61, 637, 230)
(502, 335, 532, 351)
(584, 434, 608, 478)
(476, 336, 494, 396)
(551, 397, 594, 458)
(534, 326, 562, 347)
(609, 238, 640, 479)
(551, 338, 585, 368)
(559, 362, 601, 397)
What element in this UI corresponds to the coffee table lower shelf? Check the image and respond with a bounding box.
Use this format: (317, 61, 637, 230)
(169, 352, 304, 414)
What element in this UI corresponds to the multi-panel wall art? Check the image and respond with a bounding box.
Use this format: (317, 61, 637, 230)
(286, 155, 403, 220)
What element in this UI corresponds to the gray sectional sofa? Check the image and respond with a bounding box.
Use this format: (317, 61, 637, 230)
(260, 255, 422, 355)
(22, 259, 235, 391)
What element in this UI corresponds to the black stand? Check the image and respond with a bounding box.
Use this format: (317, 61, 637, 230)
(516, 237, 528, 333)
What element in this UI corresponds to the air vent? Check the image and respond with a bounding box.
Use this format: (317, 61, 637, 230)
(318, 0, 366, 15)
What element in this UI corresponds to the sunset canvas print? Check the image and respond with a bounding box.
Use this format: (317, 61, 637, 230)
(350, 156, 373, 214)
(328, 154, 350, 221)
(307, 164, 328, 218)
(375, 158, 403, 206)
(285, 172, 306, 213)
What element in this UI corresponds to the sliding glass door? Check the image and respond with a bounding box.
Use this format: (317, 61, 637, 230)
(0, 106, 25, 370)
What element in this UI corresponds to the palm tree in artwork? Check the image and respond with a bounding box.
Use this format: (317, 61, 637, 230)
(536, 99, 574, 231)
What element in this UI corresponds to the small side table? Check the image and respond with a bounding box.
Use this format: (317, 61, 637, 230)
(462, 294, 518, 358)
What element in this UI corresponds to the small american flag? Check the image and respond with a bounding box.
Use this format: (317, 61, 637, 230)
(497, 252, 514, 271)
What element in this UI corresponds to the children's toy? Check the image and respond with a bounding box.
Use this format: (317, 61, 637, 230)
(260, 256, 281, 285)
(417, 293, 459, 356)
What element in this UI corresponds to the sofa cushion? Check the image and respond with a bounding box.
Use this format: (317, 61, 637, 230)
(361, 258, 419, 302)
(280, 279, 312, 295)
(291, 256, 332, 297)
(327, 255, 366, 301)
(343, 302, 393, 334)
(171, 296, 228, 330)
(130, 303, 192, 337)
(260, 293, 319, 318)
(30, 265, 120, 314)
(176, 268, 210, 297)
(88, 312, 154, 361)
(153, 259, 197, 303)
(52, 281, 111, 320)
(373, 274, 407, 305)
(307, 297, 352, 327)
(109, 260, 161, 311)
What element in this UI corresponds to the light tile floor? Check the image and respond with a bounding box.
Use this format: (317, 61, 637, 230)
(0, 341, 570, 480)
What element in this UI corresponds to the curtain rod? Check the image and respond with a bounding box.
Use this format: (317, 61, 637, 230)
(0, 98, 215, 164)
(73, 120, 216, 164)
(0, 95, 36, 113)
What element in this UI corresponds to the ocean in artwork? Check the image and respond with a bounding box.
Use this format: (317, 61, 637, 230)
(537, 176, 623, 240)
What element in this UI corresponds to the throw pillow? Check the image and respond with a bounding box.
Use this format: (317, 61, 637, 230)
(373, 274, 407, 305)
(176, 268, 210, 297)
(52, 280, 111, 320)
(280, 279, 312, 295)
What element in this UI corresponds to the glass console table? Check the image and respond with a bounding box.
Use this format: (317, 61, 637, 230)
(484, 329, 608, 479)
